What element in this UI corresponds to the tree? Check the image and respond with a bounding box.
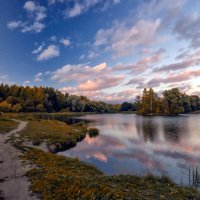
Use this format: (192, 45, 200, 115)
(6, 96, 19, 105)
(133, 96, 141, 111)
(36, 104, 45, 112)
(12, 103, 22, 112)
(139, 88, 159, 115)
(162, 88, 183, 115)
(0, 101, 12, 112)
(120, 102, 132, 111)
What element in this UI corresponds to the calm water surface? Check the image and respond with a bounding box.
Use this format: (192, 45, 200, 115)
(59, 114, 200, 185)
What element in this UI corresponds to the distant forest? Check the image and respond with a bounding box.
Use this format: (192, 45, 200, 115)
(0, 84, 115, 113)
(0, 84, 199, 114)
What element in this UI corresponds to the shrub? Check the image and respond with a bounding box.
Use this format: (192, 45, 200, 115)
(88, 128, 99, 138)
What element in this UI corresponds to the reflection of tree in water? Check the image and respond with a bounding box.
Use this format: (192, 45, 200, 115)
(142, 119, 158, 142)
(163, 118, 188, 143)
(57, 117, 91, 125)
(135, 117, 158, 142)
(189, 167, 200, 189)
(64, 117, 86, 125)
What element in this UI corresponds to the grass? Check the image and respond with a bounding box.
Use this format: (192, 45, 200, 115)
(21, 148, 200, 200)
(4, 113, 200, 199)
(17, 119, 87, 152)
(2, 112, 92, 121)
(0, 118, 18, 133)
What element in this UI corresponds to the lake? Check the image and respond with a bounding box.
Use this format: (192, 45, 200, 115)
(59, 114, 200, 185)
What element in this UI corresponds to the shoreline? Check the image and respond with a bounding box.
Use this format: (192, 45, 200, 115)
(1, 114, 200, 199)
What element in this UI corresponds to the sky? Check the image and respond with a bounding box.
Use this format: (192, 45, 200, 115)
(0, 0, 200, 103)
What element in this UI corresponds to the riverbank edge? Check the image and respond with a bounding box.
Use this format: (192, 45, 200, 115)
(3, 113, 200, 199)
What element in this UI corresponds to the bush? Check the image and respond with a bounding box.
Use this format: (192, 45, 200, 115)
(12, 103, 22, 112)
(0, 101, 12, 112)
(88, 128, 99, 138)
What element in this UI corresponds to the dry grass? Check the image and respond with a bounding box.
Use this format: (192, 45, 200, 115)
(0, 118, 18, 134)
(5, 113, 200, 200)
(22, 148, 200, 200)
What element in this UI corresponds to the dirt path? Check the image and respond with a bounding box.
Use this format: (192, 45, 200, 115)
(0, 120, 38, 200)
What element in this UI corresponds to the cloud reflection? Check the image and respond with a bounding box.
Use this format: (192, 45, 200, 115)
(60, 114, 200, 184)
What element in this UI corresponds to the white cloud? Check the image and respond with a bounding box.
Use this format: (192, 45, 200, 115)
(78, 75, 124, 91)
(0, 75, 8, 83)
(23, 80, 31, 86)
(63, 0, 121, 18)
(37, 45, 60, 61)
(102, 0, 121, 10)
(36, 12, 46, 21)
(7, 1, 46, 33)
(60, 38, 70, 46)
(45, 71, 51, 75)
(88, 50, 98, 59)
(24, 1, 37, 11)
(50, 36, 57, 41)
(79, 54, 85, 60)
(64, 0, 101, 18)
(60, 87, 136, 103)
(48, 0, 64, 5)
(32, 42, 45, 54)
(51, 62, 125, 93)
(7, 21, 22, 30)
(7, 20, 45, 33)
(94, 18, 161, 57)
(0, 75, 14, 85)
(34, 72, 43, 82)
(51, 62, 108, 83)
(22, 21, 45, 33)
(67, 3, 83, 18)
(24, 1, 46, 21)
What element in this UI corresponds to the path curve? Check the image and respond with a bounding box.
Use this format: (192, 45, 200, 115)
(0, 119, 38, 200)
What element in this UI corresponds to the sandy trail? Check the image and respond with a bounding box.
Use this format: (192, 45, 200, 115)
(0, 120, 38, 200)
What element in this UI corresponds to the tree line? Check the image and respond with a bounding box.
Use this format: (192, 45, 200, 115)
(0, 84, 199, 114)
(0, 84, 115, 113)
(120, 88, 200, 115)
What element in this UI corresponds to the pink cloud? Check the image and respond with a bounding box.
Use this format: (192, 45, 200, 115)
(114, 48, 165, 73)
(147, 69, 200, 87)
(93, 152, 108, 162)
(94, 19, 161, 57)
(78, 75, 124, 91)
(155, 50, 200, 72)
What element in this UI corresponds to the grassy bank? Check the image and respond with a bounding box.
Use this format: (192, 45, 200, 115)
(14, 119, 87, 153)
(2, 112, 89, 121)
(0, 118, 18, 133)
(189, 110, 200, 114)
(5, 113, 200, 199)
(21, 148, 200, 200)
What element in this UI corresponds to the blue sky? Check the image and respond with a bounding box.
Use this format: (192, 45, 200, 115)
(0, 0, 200, 102)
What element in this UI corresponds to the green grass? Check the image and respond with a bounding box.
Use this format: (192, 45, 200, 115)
(18, 119, 87, 152)
(0, 118, 18, 133)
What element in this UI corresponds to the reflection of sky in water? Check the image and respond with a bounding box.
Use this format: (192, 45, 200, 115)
(59, 114, 200, 185)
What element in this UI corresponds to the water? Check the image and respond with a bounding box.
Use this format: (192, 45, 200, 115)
(59, 114, 200, 185)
